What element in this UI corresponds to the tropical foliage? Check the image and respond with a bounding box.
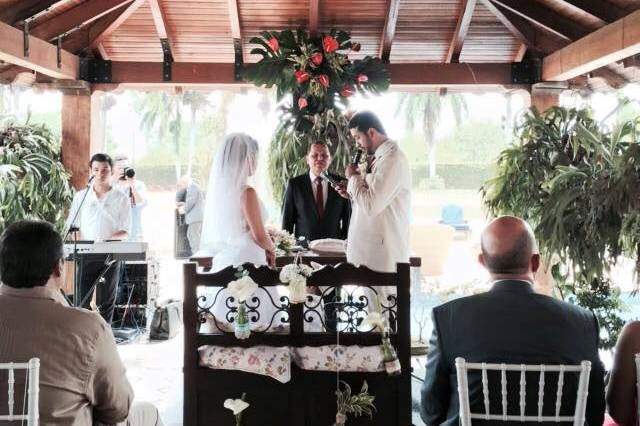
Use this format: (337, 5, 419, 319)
(481, 105, 640, 349)
(0, 120, 72, 232)
(335, 380, 376, 423)
(396, 93, 468, 179)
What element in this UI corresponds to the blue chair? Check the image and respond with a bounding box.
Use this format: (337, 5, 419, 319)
(439, 204, 470, 235)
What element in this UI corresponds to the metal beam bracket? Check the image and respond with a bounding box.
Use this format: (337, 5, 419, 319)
(233, 38, 243, 81)
(161, 38, 173, 82)
(79, 58, 112, 83)
(511, 58, 541, 84)
(23, 20, 30, 58)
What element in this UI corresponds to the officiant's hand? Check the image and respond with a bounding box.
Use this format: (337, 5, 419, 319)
(332, 181, 349, 200)
(345, 164, 360, 179)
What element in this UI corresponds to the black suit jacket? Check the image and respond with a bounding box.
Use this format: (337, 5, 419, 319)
(420, 280, 605, 426)
(281, 173, 351, 241)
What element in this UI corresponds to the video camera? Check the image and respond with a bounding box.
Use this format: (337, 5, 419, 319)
(120, 167, 135, 180)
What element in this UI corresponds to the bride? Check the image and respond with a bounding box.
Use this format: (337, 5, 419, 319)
(199, 133, 282, 331)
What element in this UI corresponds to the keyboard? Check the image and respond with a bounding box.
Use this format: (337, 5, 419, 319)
(64, 241, 148, 261)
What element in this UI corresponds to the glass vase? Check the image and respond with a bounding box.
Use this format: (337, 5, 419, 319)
(234, 301, 251, 339)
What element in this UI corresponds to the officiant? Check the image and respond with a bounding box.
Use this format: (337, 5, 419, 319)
(281, 142, 351, 241)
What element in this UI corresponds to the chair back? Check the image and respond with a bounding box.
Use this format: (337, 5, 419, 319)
(441, 204, 465, 225)
(409, 223, 455, 276)
(635, 353, 640, 426)
(0, 358, 39, 425)
(455, 357, 591, 426)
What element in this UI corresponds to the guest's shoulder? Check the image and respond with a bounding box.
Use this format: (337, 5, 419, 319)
(290, 173, 309, 183)
(433, 292, 491, 315)
(54, 304, 112, 338)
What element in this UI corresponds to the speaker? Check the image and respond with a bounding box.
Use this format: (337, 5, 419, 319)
(112, 259, 159, 329)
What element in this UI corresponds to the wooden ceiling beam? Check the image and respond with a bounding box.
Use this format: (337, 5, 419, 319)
(446, 0, 477, 63)
(0, 20, 79, 79)
(103, 61, 516, 87)
(90, 0, 146, 50)
(309, 0, 319, 37)
(227, 0, 243, 71)
(30, 0, 133, 42)
(379, 0, 401, 62)
(589, 66, 628, 88)
(543, 9, 640, 81)
(0, 0, 62, 24)
(479, 0, 564, 54)
(559, 0, 628, 24)
(490, 0, 588, 42)
(514, 44, 527, 62)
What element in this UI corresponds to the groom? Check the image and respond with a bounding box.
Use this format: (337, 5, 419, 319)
(343, 111, 411, 273)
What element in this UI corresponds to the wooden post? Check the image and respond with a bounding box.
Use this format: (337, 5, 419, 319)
(530, 83, 566, 113)
(61, 92, 92, 190)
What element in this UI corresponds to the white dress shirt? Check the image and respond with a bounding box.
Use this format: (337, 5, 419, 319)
(66, 185, 131, 241)
(309, 171, 328, 209)
(346, 140, 411, 273)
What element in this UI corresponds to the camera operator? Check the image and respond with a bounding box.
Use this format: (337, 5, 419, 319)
(113, 154, 148, 242)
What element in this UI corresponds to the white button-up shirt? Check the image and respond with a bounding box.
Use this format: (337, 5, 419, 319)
(309, 171, 328, 209)
(66, 185, 131, 241)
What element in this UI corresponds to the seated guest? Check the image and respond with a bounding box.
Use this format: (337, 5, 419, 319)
(0, 220, 162, 425)
(66, 153, 131, 324)
(282, 142, 351, 241)
(606, 321, 640, 426)
(420, 216, 605, 426)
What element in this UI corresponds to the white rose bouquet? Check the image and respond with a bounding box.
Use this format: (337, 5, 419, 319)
(279, 257, 314, 304)
(228, 267, 259, 339)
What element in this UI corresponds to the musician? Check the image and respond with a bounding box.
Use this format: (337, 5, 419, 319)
(281, 142, 351, 241)
(66, 153, 131, 324)
(113, 154, 148, 242)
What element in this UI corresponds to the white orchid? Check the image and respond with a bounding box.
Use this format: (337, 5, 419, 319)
(224, 397, 250, 415)
(228, 275, 259, 302)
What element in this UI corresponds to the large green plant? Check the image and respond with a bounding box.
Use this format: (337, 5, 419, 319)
(482, 106, 640, 349)
(0, 121, 73, 232)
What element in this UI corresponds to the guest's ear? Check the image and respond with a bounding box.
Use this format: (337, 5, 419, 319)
(53, 258, 64, 278)
(531, 254, 540, 273)
(478, 253, 486, 267)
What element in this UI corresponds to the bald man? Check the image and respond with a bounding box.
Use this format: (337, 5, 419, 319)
(420, 216, 605, 426)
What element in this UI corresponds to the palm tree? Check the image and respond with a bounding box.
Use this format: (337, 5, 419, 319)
(135, 91, 184, 180)
(182, 91, 209, 176)
(396, 93, 468, 179)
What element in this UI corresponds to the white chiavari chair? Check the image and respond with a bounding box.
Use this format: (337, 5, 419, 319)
(0, 358, 39, 425)
(455, 357, 591, 426)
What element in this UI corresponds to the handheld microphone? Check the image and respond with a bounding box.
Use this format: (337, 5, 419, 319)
(87, 175, 95, 186)
(351, 148, 363, 166)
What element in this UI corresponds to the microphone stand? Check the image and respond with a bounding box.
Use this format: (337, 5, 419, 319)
(63, 176, 95, 307)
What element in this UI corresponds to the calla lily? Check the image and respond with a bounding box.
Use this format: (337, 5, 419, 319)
(228, 275, 258, 302)
(224, 398, 250, 415)
(363, 312, 386, 332)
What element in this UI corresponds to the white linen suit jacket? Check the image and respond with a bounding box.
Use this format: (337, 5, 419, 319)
(346, 140, 411, 273)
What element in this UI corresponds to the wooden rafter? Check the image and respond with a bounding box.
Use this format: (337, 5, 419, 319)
(446, 0, 477, 63)
(90, 0, 146, 50)
(514, 44, 527, 62)
(379, 0, 401, 62)
(30, 0, 133, 41)
(0, 0, 61, 24)
(149, 0, 175, 61)
(490, 0, 588, 42)
(589, 66, 628, 88)
(559, 0, 627, 24)
(309, 0, 319, 37)
(0, 20, 78, 79)
(543, 9, 640, 81)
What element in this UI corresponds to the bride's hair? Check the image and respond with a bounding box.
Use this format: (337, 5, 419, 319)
(200, 133, 260, 254)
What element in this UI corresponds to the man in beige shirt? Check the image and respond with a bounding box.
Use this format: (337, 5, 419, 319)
(0, 220, 162, 425)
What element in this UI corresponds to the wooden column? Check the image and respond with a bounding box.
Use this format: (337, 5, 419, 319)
(530, 83, 565, 113)
(62, 92, 92, 190)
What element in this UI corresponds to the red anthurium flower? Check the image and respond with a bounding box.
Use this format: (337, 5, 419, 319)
(317, 74, 330, 88)
(357, 74, 369, 83)
(310, 52, 323, 66)
(295, 69, 310, 84)
(298, 97, 308, 109)
(322, 36, 339, 53)
(267, 37, 279, 52)
(340, 84, 355, 97)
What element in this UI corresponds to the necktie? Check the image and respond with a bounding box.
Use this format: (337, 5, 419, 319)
(315, 176, 324, 218)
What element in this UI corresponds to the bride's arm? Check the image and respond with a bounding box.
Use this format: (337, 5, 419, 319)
(242, 187, 276, 262)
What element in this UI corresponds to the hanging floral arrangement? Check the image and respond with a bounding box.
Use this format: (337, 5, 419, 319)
(243, 29, 390, 132)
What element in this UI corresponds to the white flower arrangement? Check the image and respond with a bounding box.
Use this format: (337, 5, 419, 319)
(224, 393, 249, 425)
(279, 261, 314, 304)
(362, 311, 386, 333)
(228, 268, 259, 339)
(228, 274, 259, 303)
(267, 226, 297, 255)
